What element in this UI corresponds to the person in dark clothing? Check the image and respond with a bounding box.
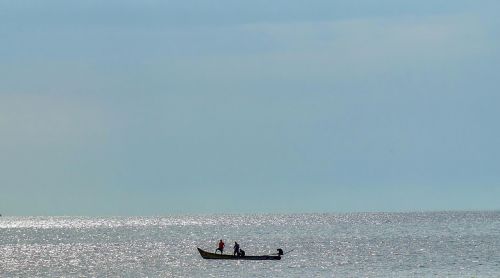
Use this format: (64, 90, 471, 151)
(215, 239, 225, 254)
(233, 242, 240, 256)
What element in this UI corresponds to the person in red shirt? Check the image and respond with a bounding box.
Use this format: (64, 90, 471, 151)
(215, 239, 225, 254)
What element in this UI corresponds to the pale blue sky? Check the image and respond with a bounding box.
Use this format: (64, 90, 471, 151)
(1, 1, 499, 215)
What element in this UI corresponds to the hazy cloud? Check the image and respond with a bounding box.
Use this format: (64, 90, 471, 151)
(0, 93, 111, 148)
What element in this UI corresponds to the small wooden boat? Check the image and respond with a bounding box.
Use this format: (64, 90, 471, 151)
(197, 248, 282, 260)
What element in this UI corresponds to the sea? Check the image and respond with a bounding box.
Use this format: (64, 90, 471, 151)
(1, 211, 499, 277)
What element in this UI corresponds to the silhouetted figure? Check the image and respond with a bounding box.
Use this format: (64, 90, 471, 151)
(233, 242, 240, 256)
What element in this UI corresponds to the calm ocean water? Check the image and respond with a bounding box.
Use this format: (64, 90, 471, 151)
(1, 212, 499, 277)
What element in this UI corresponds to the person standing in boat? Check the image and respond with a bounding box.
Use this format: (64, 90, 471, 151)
(215, 239, 225, 254)
(233, 241, 240, 256)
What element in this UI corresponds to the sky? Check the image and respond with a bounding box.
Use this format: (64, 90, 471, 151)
(1, 0, 499, 215)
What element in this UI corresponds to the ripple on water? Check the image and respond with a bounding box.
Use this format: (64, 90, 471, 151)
(1, 212, 499, 277)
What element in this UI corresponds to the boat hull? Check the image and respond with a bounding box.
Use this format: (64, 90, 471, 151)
(197, 248, 281, 260)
